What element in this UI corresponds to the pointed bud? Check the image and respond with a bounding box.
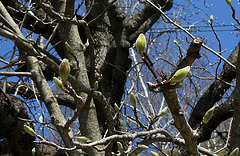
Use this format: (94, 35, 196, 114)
(27, 11, 35, 17)
(76, 136, 91, 143)
(65, 42, 72, 51)
(202, 107, 215, 124)
(226, 0, 232, 7)
(59, 59, 70, 82)
(53, 77, 65, 91)
(151, 151, 160, 156)
(117, 142, 124, 154)
(230, 148, 239, 156)
(24, 125, 37, 137)
(93, 81, 99, 91)
(136, 33, 146, 58)
(137, 144, 149, 151)
(174, 40, 179, 46)
(114, 103, 120, 113)
(170, 66, 191, 85)
(130, 93, 137, 108)
(32, 147, 36, 156)
(39, 116, 43, 123)
(158, 106, 168, 117)
(210, 15, 214, 23)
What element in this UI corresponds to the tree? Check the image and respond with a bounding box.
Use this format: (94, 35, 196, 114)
(0, 0, 239, 155)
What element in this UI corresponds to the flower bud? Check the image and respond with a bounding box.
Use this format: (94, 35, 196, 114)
(226, 0, 232, 7)
(158, 106, 168, 117)
(117, 142, 124, 154)
(24, 125, 37, 137)
(53, 77, 65, 91)
(202, 107, 214, 124)
(137, 144, 149, 151)
(76, 136, 91, 143)
(93, 81, 99, 91)
(210, 15, 214, 23)
(32, 147, 36, 156)
(151, 151, 160, 156)
(59, 59, 70, 82)
(130, 93, 137, 108)
(136, 33, 146, 58)
(170, 66, 191, 85)
(230, 148, 239, 156)
(174, 40, 179, 46)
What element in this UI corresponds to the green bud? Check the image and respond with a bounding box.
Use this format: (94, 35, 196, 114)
(32, 147, 36, 156)
(210, 15, 214, 23)
(174, 40, 179, 46)
(136, 33, 146, 58)
(24, 125, 37, 137)
(130, 93, 137, 108)
(117, 142, 124, 154)
(158, 106, 168, 117)
(226, 0, 232, 7)
(27, 11, 35, 17)
(170, 66, 191, 85)
(53, 77, 65, 91)
(230, 148, 239, 156)
(65, 42, 72, 51)
(114, 103, 120, 113)
(137, 144, 149, 151)
(93, 81, 99, 91)
(151, 151, 159, 156)
(59, 58, 70, 82)
(76, 136, 91, 143)
(202, 107, 215, 124)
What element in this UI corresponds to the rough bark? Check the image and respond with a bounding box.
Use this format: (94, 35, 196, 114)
(189, 42, 239, 129)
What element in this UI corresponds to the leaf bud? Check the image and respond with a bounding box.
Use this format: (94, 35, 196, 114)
(136, 33, 146, 58)
(59, 59, 70, 82)
(24, 125, 37, 137)
(93, 81, 99, 91)
(174, 40, 179, 46)
(75, 136, 91, 143)
(53, 77, 65, 91)
(226, 0, 232, 7)
(210, 15, 214, 23)
(158, 106, 168, 117)
(32, 147, 36, 156)
(117, 142, 124, 154)
(170, 66, 191, 85)
(114, 103, 120, 113)
(202, 107, 214, 124)
(130, 93, 137, 108)
(230, 148, 239, 156)
(151, 151, 160, 156)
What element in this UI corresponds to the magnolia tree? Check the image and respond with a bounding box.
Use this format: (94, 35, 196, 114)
(0, 0, 240, 155)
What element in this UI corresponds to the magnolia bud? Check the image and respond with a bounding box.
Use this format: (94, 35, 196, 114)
(117, 142, 124, 154)
(210, 15, 214, 23)
(158, 106, 168, 117)
(93, 81, 99, 91)
(53, 77, 65, 91)
(32, 147, 36, 156)
(202, 107, 214, 124)
(27, 11, 35, 17)
(137, 144, 149, 151)
(24, 125, 37, 137)
(59, 59, 70, 82)
(226, 0, 232, 7)
(230, 148, 239, 156)
(76, 136, 91, 143)
(151, 151, 160, 156)
(170, 66, 191, 85)
(174, 40, 179, 46)
(65, 42, 72, 51)
(136, 33, 146, 58)
(130, 93, 137, 108)
(114, 103, 120, 113)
